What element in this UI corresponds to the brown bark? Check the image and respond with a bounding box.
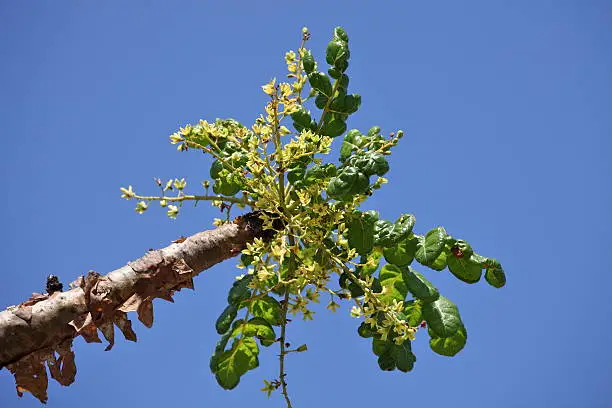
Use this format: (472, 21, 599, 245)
(0, 211, 270, 403)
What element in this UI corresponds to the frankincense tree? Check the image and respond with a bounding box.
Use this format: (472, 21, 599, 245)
(1, 27, 506, 407)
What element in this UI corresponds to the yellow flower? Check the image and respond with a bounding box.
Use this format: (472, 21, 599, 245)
(326, 300, 340, 312)
(279, 126, 291, 136)
(135, 201, 148, 214)
(305, 288, 320, 303)
(302, 309, 314, 321)
(279, 83, 292, 98)
(282, 103, 300, 115)
(261, 78, 276, 96)
(120, 185, 135, 199)
(377, 326, 390, 341)
(169, 132, 183, 144)
(284, 50, 296, 63)
(167, 205, 179, 219)
(179, 125, 192, 136)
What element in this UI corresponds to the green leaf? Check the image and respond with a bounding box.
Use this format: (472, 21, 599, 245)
(326, 40, 350, 70)
(291, 107, 313, 132)
(340, 129, 364, 161)
(347, 210, 378, 255)
(373, 220, 393, 246)
(320, 116, 347, 137)
(240, 253, 254, 267)
(330, 93, 361, 114)
(372, 338, 391, 356)
(302, 50, 315, 74)
(334, 26, 349, 43)
(209, 332, 232, 373)
(210, 160, 224, 179)
(451, 239, 474, 258)
(393, 341, 416, 372)
(375, 340, 416, 372)
(287, 166, 306, 187)
(403, 268, 440, 303)
(415, 227, 447, 266)
(429, 250, 448, 271)
(348, 151, 389, 177)
(358, 250, 383, 276)
(215, 304, 238, 334)
(358, 322, 376, 338)
(315, 94, 328, 109)
(327, 166, 369, 200)
(422, 296, 464, 338)
(338, 74, 349, 92)
(212, 177, 241, 196)
(305, 164, 337, 186)
(379, 264, 409, 302)
(338, 272, 350, 290)
(447, 255, 483, 283)
(348, 280, 365, 298)
(470, 253, 489, 267)
(374, 214, 416, 248)
(249, 296, 282, 326)
(429, 326, 467, 356)
(232, 317, 276, 347)
(377, 351, 396, 371)
(384, 235, 418, 267)
(328, 67, 341, 79)
(227, 275, 254, 306)
(371, 277, 383, 293)
(367, 126, 381, 136)
(484, 259, 506, 288)
(215, 337, 259, 390)
(189, 124, 211, 146)
(401, 300, 423, 326)
(308, 72, 333, 96)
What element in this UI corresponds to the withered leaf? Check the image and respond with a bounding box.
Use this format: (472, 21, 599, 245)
(8, 353, 50, 403)
(137, 299, 154, 328)
(172, 258, 193, 276)
(69, 313, 102, 343)
(21, 293, 49, 307)
(98, 321, 115, 351)
(155, 289, 175, 303)
(46, 340, 76, 386)
(118, 293, 145, 313)
(113, 311, 137, 342)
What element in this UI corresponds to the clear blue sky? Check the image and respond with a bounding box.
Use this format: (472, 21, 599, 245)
(1, 1, 611, 407)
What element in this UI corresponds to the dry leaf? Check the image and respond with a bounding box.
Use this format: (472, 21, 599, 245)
(113, 311, 137, 342)
(137, 300, 154, 328)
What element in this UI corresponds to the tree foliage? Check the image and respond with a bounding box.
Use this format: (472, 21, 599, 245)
(117, 27, 507, 406)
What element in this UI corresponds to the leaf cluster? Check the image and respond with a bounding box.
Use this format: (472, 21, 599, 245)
(120, 26, 507, 400)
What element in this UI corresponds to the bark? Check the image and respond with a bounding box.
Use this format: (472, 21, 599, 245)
(0, 211, 271, 403)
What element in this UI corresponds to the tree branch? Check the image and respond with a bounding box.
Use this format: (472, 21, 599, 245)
(0, 211, 270, 403)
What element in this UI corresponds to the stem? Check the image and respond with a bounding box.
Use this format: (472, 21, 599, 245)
(316, 79, 341, 131)
(278, 288, 292, 408)
(295, 35, 308, 105)
(275, 89, 295, 407)
(131, 193, 255, 207)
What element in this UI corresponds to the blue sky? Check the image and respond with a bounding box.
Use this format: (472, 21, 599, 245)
(1, 1, 611, 407)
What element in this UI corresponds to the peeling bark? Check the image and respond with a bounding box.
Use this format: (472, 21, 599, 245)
(0, 211, 271, 403)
